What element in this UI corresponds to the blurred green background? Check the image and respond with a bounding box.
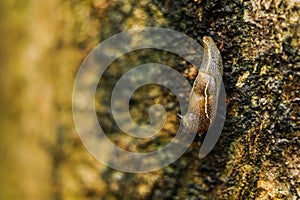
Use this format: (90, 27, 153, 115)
(0, 0, 178, 199)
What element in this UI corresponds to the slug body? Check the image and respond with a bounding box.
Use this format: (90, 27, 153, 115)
(182, 36, 223, 134)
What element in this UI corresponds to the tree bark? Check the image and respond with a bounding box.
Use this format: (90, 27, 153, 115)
(0, 0, 299, 199)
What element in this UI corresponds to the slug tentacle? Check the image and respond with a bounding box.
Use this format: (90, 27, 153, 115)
(181, 36, 223, 134)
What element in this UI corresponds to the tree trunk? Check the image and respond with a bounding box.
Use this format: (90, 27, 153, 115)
(1, 0, 299, 199)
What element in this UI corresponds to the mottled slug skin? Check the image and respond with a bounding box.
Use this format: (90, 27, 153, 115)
(201, 36, 223, 95)
(182, 36, 223, 134)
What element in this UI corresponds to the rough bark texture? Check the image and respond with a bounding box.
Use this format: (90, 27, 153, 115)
(1, 0, 299, 199)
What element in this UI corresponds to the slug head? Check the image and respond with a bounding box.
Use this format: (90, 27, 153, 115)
(181, 112, 199, 133)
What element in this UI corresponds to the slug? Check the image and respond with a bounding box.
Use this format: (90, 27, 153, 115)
(179, 36, 223, 134)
